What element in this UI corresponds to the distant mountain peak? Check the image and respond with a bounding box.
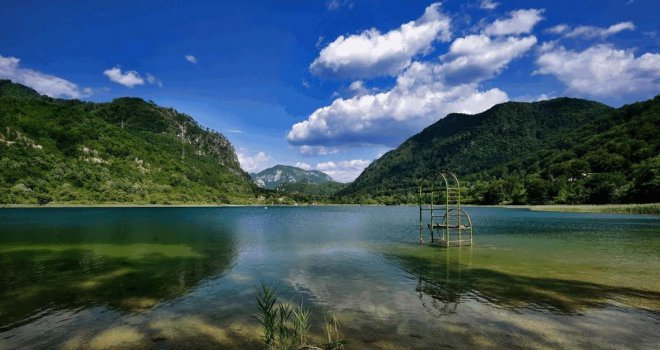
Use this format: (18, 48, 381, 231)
(251, 165, 333, 189)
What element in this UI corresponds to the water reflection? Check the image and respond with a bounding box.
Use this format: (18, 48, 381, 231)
(1, 206, 659, 349)
(386, 245, 660, 315)
(0, 208, 238, 330)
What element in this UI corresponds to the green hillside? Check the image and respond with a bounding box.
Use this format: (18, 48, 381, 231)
(276, 180, 347, 202)
(0, 80, 257, 204)
(338, 96, 659, 205)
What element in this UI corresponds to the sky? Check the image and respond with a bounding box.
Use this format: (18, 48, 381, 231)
(1, 0, 658, 182)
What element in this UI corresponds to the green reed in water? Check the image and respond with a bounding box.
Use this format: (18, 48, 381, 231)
(322, 308, 347, 350)
(255, 282, 347, 350)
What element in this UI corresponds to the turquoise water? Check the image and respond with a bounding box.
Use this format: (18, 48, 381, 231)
(0, 206, 658, 349)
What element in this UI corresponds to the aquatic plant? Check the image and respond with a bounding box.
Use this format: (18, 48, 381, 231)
(276, 303, 295, 349)
(256, 282, 278, 347)
(255, 282, 347, 350)
(322, 308, 347, 350)
(292, 302, 311, 347)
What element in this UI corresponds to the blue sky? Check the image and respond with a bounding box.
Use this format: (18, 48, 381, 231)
(1, 0, 658, 181)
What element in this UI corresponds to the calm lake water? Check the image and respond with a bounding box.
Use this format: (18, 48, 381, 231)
(0, 206, 659, 349)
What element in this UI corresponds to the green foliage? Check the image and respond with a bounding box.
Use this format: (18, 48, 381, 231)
(338, 96, 660, 205)
(276, 181, 347, 202)
(255, 282, 347, 350)
(0, 80, 257, 204)
(256, 283, 279, 347)
(292, 303, 311, 347)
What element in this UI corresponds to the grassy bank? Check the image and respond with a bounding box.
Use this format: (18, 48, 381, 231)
(517, 203, 660, 215)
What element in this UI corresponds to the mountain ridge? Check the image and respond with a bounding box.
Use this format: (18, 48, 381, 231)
(0, 80, 256, 204)
(338, 96, 659, 205)
(251, 165, 334, 189)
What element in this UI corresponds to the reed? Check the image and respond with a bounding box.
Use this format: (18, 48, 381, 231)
(322, 308, 347, 350)
(292, 303, 311, 347)
(255, 282, 347, 349)
(256, 282, 278, 348)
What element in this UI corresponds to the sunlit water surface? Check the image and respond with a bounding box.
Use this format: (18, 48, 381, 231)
(0, 206, 659, 349)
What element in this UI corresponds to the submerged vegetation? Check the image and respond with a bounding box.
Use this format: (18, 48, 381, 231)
(256, 283, 346, 350)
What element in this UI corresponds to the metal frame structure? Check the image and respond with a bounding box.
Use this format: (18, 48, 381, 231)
(418, 171, 473, 247)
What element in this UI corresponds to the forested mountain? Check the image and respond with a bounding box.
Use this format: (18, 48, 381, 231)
(251, 165, 333, 189)
(275, 180, 347, 201)
(338, 96, 659, 205)
(2, 79, 657, 206)
(0, 80, 256, 204)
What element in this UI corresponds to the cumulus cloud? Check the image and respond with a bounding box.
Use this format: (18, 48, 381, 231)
(294, 162, 312, 170)
(483, 9, 544, 36)
(535, 43, 660, 100)
(547, 21, 635, 39)
(310, 2, 451, 79)
(0, 54, 91, 98)
(237, 149, 271, 173)
(289, 34, 536, 148)
(480, 0, 499, 10)
(315, 159, 371, 182)
(185, 55, 197, 64)
(437, 34, 537, 84)
(103, 66, 144, 87)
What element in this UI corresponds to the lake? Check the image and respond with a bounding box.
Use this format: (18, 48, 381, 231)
(0, 206, 659, 349)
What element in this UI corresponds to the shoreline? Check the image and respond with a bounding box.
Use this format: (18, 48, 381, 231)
(505, 203, 660, 215)
(1, 203, 658, 215)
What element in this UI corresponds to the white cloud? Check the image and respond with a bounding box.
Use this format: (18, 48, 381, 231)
(237, 149, 271, 173)
(348, 80, 365, 92)
(548, 21, 635, 39)
(146, 73, 163, 87)
(480, 0, 499, 10)
(289, 34, 536, 148)
(288, 75, 508, 148)
(348, 80, 375, 96)
(294, 162, 312, 170)
(299, 145, 341, 156)
(437, 34, 538, 84)
(310, 2, 451, 79)
(483, 9, 544, 36)
(546, 24, 569, 34)
(315, 159, 371, 182)
(103, 66, 144, 87)
(535, 44, 660, 100)
(327, 0, 353, 11)
(0, 54, 91, 99)
(185, 55, 197, 64)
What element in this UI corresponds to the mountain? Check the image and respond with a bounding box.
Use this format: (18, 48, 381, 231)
(0, 80, 257, 204)
(251, 165, 333, 189)
(338, 96, 659, 205)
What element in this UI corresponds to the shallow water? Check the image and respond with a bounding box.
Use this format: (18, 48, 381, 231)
(0, 206, 658, 349)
